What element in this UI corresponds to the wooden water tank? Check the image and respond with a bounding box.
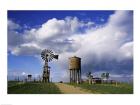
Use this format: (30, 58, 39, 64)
(69, 56, 81, 70)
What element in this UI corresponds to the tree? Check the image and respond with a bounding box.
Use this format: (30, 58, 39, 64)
(101, 72, 109, 83)
(87, 72, 93, 84)
(106, 72, 109, 80)
(101, 73, 106, 79)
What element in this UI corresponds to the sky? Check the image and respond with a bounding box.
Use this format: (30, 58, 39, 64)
(8, 10, 133, 82)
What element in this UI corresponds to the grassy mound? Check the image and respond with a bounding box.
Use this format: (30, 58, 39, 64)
(8, 81, 61, 94)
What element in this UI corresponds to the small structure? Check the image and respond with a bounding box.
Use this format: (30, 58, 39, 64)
(69, 56, 81, 84)
(27, 74, 32, 82)
(93, 77, 102, 84)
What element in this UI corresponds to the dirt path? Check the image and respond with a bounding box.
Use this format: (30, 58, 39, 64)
(55, 83, 92, 94)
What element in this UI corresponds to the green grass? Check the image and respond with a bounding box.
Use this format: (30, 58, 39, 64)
(8, 81, 133, 94)
(8, 81, 61, 94)
(69, 83, 133, 94)
(8, 81, 25, 87)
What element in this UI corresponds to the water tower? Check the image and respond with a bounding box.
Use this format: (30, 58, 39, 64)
(69, 56, 81, 84)
(27, 74, 32, 82)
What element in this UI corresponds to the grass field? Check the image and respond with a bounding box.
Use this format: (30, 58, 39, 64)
(69, 83, 133, 94)
(8, 81, 61, 94)
(8, 81, 133, 94)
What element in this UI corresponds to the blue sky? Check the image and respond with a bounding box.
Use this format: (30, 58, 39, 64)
(8, 10, 114, 26)
(8, 10, 133, 82)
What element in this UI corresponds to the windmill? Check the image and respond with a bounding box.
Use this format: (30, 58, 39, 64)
(41, 49, 58, 83)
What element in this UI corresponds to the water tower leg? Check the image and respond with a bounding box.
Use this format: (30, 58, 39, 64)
(74, 70, 76, 83)
(80, 70, 81, 83)
(72, 70, 73, 82)
(71, 70, 72, 83)
(73, 70, 75, 82)
(76, 70, 79, 84)
(70, 70, 71, 83)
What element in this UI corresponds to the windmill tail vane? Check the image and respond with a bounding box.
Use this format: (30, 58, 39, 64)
(53, 54, 59, 59)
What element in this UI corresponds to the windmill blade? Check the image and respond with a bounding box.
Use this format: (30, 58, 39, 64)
(47, 49, 53, 54)
(46, 49, 49, 53)
(47, 50, 54, 62)
(41, 49, 48, 61)
(41, 49, 59, 62)
(50, 53, 54, 59)
(48, 49, 52, 53)
(48, 56, 53, 62)
(50, 50, 53, 54)
(49, 56, 54, 61)
(41, 52, 45, 59)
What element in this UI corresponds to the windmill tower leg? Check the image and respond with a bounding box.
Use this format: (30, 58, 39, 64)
(42, 60, 50, 83)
